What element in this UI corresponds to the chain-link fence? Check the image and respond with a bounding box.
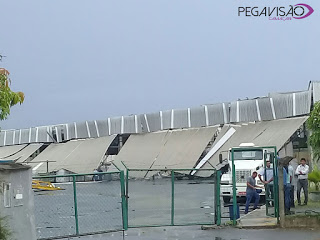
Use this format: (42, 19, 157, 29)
(124, 168, 221, 228)
(33, 172, 125, 239)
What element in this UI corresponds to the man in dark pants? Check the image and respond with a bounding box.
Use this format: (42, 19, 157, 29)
(283, 166, 291, 214)
(295, 158, 309, 205)
(288, 164, 295, 207)
(245, 171, 262, 214)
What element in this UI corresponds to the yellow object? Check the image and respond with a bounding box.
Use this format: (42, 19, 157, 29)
(32, 180, 64, 191)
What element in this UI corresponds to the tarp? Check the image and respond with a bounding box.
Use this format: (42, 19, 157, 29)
(197, 116, 308, 176)
(113, 127, 218, 178)
(29, 136, 116, 174)
(5, 143, 43, 163)
(0, 144, 28, 159)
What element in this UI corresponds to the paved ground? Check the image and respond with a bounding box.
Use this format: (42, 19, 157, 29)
(63, 226, 320, 240)
(237, 205, 277, 228)
(34, 178, 265, 239)
(35, 178, 220, 238)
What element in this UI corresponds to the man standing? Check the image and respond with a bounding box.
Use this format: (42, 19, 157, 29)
(295, 158, 309, 205)
(258, 160, 273, 205)
(288, 163, 295, 207)
(283, 166, 291, 214)
(245, 171, 261, 214)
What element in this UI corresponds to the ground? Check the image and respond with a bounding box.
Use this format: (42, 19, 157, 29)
(33, 178, 265, 239)
(292, 199, 320, 215)
(62, 226, 320, 240)
(34, 178, 320, 239)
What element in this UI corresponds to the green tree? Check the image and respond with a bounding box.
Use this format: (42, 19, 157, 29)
(0, 60, 23, 239)
(0, 68, 24, 120)
(307, 101, 320, 162)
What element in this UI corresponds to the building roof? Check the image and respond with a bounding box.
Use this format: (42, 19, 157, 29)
(0, 83, 314, 147)
(0, 143, 43, 163)
(0, 144, 27, 159)
(28, 135, 116, 174)
(113, 127, 218, 178)
(196, 116, 308, 176)
(0, 162, 30, 171)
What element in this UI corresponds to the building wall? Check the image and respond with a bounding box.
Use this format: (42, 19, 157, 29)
(0, 168, 36, 240)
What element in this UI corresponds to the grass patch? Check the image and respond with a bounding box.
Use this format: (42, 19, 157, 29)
(0, 216, 11, 240)
(294, 200, 320, 208)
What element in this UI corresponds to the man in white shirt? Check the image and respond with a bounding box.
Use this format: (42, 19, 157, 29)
(295, 158, 309, 205)
(258, 160, 274, 205)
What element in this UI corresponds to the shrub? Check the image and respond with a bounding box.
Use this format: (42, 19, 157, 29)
(308, 166, 320, 191)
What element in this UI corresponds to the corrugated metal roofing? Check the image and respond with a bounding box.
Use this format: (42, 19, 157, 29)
(295, 91, 311, 116)
(113, 131, 170, 172)
(206, 103, 228, 125)
(258, 97, 275, 121)
(162, 110, 172, 130)
(4, 143, 43, 163)
(113, 127, 218, 178)
(29, 136, 115, 174)
(309, 81, 320, 103)
(173, 109, 189, 129)
(0, 162, 30, 170)
(190, 107, 206, 127)
(0, 85, 313, 146)
(272, 94, 294, 119)
(151, 127, 218, 169)
(0, 144, 27, 159)
(197, 116, 308, 175)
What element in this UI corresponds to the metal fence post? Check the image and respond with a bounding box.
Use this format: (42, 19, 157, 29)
(72, 175, 79, 235)
(231, 149, 237, 226)
(126, 169, 129, 207)
(120, 171, 128, 230)
(216, 170, 221, 226)
(171, 170, 175, 226)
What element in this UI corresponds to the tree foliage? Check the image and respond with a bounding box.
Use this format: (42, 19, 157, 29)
(0, 68, 24, 120)
(307, 101, 320, 162)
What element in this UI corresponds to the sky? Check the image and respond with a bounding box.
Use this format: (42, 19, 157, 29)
(0, 0, 319, 130)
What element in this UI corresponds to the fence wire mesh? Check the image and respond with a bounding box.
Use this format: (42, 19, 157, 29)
(126, 168, 218, 228)
(127, 170, 172, 227)
(173, 170, 216, 225)
(33, 172, 123, 239)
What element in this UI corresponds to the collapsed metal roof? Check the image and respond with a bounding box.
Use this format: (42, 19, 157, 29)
(28, 135, 115, 174)
(0, 144, 27, 159)
(113, 127, 218, 178)
(0, 83, 314, 147)
(196, 116, 308, 176)
(3, 143, 43, 163)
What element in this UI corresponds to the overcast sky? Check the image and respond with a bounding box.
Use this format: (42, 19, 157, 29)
(0, 0, 319, 130)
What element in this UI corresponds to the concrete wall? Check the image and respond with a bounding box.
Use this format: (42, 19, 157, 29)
(284, 215, 320, 228)
(0, 168, 36, 240)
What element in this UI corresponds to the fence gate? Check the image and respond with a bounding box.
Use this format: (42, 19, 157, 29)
(125, 168, 221, 228)
(33, 171, 126, 239)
